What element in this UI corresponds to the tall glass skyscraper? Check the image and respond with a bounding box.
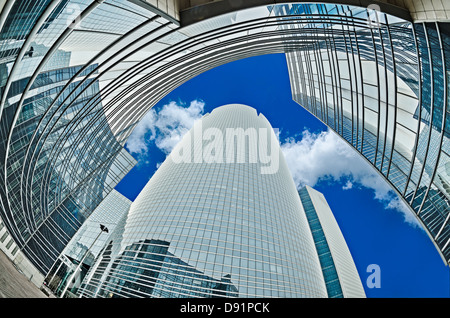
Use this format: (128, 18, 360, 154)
(299, 186, 366, 298)
(0, 0, 448, 293)
(79, 104, 329, 298)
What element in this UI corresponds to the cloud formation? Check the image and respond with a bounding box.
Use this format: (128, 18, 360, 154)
(125, 108, 157, 155)
(280, 129, 421, 228)
(125, 99, 205, 158)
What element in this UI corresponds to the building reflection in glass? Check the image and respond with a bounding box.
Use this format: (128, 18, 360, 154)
(81, 239, 238, 298)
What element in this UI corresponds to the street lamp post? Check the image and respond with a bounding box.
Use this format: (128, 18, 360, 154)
(60, 224, 109, 298)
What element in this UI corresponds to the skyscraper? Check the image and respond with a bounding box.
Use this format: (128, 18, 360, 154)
(299, 186, 366, 298)
(45, 189, 132, 297)
(0, 0, 448, 292)
(77, 104, 364, 298)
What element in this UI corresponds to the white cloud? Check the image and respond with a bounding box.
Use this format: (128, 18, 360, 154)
(153, 100, 205, 154)
(342, 180, 353, 190)
(386, 196, 419, 227)
(280, 129, 421, 228)
(125, 109, 156, 155)
(125, 99, 205, 159)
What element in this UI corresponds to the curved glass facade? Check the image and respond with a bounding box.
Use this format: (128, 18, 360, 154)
(0, 0, 448, 287)
(299, 187, 344, 298)
(299, 186, 366, 298)
(45, 189, 131, 296)
(79, 104, 327, 298)
(282, 5, 450, 262)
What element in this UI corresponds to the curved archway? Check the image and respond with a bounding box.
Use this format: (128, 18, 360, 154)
(0, 1, 448, 282)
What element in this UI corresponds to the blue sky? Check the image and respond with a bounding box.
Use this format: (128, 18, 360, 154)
(115, 53, 449, 298)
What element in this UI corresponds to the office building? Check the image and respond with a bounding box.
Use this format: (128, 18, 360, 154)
(299, 186, 366, 298)
(77, 119, 367, 298)
(79, 104, 329, 298)
(44, 189, 132, 297)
